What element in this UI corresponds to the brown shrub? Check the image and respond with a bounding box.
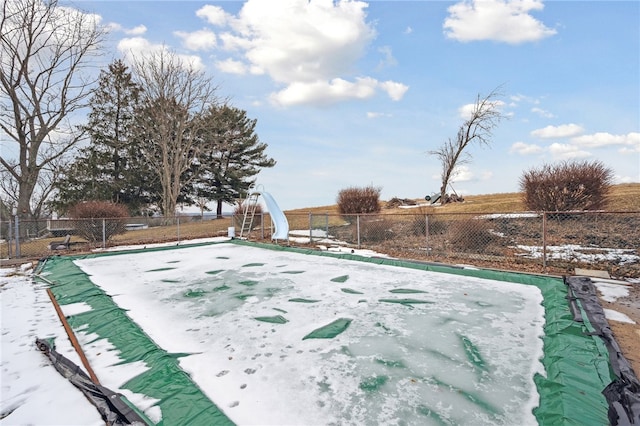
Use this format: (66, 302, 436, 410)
(520, 160, 613, 212)
(68, 201, 129, 243)
(337, 185, 381, 216)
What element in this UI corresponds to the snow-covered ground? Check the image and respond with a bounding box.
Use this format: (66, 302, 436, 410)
(0, 265, 103, 425)
(593, 279, 636, 324)
(514, 244, 640, 265)
(1, 237, 635, 425)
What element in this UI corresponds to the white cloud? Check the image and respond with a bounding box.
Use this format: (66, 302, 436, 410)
(228, 0, 375, 83)
(548, 143, 591, 160)
(174, 29, 217, 51)
(444, 0, 557, 44)
(199, 0, 406, 106)
(614, 174, 639, 184)
(268, 77, 408, 107)
(379, 80, 409, 101)
(531, 123, 584, 139)
(459, 103, 475, 119)
(106, 23, 147, 35)
(511, 139, 604, 161)
(117, 38, 205, 71)
(126, 25, 147, 36)
(196, 5, 230, 26)
(531, 107, 554, 118)
(509, 94, 548, 115)
(509, 131, 640, 161)
(377, 46, 397, 68)
(510, 94, 533, 103)
(269, 77, 378, 107)
(458, 100, 505, 120)
(180, 55, 206, 72)
(118, 37, 159, 56)
(106, 22, 122, 33)
(571, 132, 640, 150)
(510, 141, 543, 155)
(451, 165, 473, 182)
(215, 58, 248, 75)
(218, 32, 253, 52)
(404, 26, 413, 35)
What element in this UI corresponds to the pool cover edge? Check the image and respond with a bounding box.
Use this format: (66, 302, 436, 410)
(36, 240, 628, 425)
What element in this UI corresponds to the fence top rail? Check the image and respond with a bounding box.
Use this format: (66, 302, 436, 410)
(10, 210, 640, 224)
(286, 210, 640, 216)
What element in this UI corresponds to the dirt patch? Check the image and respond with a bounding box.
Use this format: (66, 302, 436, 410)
(602, 282, 640, 377)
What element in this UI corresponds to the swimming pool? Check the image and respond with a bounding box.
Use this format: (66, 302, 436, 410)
(39, 240, 615, 425)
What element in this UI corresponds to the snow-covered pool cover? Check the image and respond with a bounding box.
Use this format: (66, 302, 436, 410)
(73, 243, 546, 425)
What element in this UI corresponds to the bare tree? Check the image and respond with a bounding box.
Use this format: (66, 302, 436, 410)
(133, 49, 218, 217)
(429, 87, 505, 204)
(0, 0, 104, 219)
(0, 154, 67, 220)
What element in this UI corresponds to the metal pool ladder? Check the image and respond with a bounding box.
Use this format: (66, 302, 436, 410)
(240, 192, 260, 238)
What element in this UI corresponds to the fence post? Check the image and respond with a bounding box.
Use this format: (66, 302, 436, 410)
(356, 215, 361, 249)
(325, 214, 329, 238)
(177, 216, 180, 244)
(425, 214, 429, 255)
(14, 212, 20, 258)
(542, 212, 547, 273)
(309, 213, 313, 243)
(102, 218, 106, 249)
(7, 216, 13, 258)
(261, 212, 265, 240)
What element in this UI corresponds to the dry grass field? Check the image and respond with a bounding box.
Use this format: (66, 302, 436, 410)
(287, 182, 640, 215)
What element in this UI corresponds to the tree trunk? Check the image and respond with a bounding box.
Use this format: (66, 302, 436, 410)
(216, 200, 224, 219)
(17, 172, 36, 219)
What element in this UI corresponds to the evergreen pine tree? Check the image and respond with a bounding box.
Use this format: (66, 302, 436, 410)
(53, 60, 158, 215)
(193, 105, 276, 217)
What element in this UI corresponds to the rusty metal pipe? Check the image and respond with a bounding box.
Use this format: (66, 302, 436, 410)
(46, 287, 101, 385)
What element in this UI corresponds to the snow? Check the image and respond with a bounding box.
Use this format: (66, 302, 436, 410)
(478, 213, 540, 219)
(593, 280, 631, 303)
(2, 242, 550, 425)
(592, 279, 636, 325)
(0, 266, 103, 425)
(398, 203, 432, 209)
(603, 309, 636, 324)
(513, 244, 639, 265)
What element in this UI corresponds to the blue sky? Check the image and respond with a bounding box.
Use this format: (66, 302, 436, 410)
(71, 0, 639, 211)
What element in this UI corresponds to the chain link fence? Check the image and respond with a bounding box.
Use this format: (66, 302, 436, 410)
(2, 211, 638, 278)
(290, 211, 640, 278)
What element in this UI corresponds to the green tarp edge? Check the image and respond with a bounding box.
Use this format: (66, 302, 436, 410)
(230, 240, 614, 425)
(38, 239, 616, 425)
(36, 255, 234, 426)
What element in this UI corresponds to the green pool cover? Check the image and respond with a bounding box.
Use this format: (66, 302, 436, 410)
(35, 240, 632, 425)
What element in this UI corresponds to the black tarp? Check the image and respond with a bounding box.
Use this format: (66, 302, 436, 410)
(35, 338, 151, 426)
(565, 276, 640, 426)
